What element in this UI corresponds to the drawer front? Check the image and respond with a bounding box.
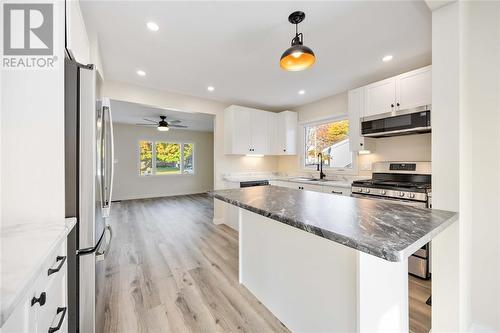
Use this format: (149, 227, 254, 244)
(323, 186, 352, 196)
(295, 183, 323, 192)
(1, 239, 67, 333)
(36, 263, 67, 333)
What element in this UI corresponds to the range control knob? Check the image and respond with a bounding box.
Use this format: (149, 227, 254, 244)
(380, 190, 386, 195)
(357, 188, 363, 193)
(399, 192, 405, 197)
(365, 189, 370, 193)
(409, 193, 416, 199)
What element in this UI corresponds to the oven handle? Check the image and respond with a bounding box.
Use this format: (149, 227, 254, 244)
(351, 193, 428, 207)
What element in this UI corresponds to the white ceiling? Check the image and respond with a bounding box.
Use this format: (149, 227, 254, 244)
(110, 99, 215, 132)
(81, 1, 431, 111)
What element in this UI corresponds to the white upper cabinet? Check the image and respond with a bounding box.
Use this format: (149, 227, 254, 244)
(362, 65, 432, 118)
(363, 77, 396, 117)
(250, 109, 270, 154)
(395, 66, 432, 111)
(65, 0, 90, 64)
(348, 87, 371, 152)
(275, 111, 297, 155)
(224, 106, 297, 156)
(224, 106, 252, 155)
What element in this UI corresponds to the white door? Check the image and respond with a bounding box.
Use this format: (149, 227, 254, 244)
(363, 77, 396, 117)
(280, 111, 297, 155)
(395, 66, 431, 111)
(231, 108, 252, 154)
(268, 112, 280, 155)
(250, 110, 269, 154)
(348, 88, 364, 152)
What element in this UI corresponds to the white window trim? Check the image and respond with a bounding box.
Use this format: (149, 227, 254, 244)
(299, 115, 358, 175)
(138, 140, 195, 176)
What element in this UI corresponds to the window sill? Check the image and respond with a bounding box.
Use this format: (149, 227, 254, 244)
(139, 173, 196, 177)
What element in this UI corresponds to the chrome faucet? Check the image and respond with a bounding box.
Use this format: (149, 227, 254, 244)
(317, 153, 326, 180)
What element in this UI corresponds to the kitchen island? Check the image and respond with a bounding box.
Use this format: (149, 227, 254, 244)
(211, 186, 458, 332)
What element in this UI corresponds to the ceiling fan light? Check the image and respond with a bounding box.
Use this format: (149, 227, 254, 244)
(280, 45, 315, 71)
(157, 126, 169, 131)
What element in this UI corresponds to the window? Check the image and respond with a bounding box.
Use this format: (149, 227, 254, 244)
(303, 119, 353, 169)
(139, 141, 194, 175)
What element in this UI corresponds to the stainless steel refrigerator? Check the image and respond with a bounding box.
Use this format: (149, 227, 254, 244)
(65, 58, 114, 333)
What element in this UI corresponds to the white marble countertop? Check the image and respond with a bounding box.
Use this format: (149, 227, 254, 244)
(275, 177, 354, 189)
(222, 172, 363, 189)
(0, 217, 76, 327)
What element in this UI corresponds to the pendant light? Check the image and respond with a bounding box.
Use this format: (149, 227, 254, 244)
(280, 11, 316, 71)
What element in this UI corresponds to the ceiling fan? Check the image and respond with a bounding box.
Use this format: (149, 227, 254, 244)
(135, 116, 188, 131)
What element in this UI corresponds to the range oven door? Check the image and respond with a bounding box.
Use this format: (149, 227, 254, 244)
(361, 110, 431, 137)
(351, 193, 428, 208)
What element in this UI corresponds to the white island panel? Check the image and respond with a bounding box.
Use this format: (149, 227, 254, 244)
(239, 208, 357, 332)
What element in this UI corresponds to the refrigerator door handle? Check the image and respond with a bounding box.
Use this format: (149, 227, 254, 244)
(108, 102, 115, 208)
(102, 99, 114, 218)
(77, 230, 105, 256)
(96, 225, 113, 262)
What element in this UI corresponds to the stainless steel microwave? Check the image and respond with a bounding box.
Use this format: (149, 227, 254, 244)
(361, 108, 431, 138)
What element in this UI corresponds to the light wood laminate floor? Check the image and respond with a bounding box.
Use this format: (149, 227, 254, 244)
(102, 194, 289, 333)
(103, 194, 431, 333)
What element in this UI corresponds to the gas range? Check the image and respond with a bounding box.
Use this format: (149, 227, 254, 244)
(351, 162, 431, 207)
(352, 161, 432, 279)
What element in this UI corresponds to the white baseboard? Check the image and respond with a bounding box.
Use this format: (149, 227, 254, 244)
(213, 217, 224, 225)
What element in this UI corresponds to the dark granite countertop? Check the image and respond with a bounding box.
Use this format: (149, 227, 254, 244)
(210, 186, 458, 262)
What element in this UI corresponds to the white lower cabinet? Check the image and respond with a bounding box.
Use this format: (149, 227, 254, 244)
(294, 183, 323, 192)
(323, 185, 352, 196)
(1, 240, 68, 333)
(270, 181, 351, 196)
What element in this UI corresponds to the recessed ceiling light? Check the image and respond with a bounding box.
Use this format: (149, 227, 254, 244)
(298, 90, 305, 95)
(136, 70, 146, 76)
(146, 22, 159, 31)
(382, 55, 393, 62)
(207, 86, 215, 92)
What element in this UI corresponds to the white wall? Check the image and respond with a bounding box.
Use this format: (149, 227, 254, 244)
(1, 1, 66, 227)
(112, 123, 214, 200)
(431, 1, 500, 331)
(278, 92, 432, 177)
(101, 81, 279, 191)
(431, 3, 461, 331)
(459, 1, 499, 330)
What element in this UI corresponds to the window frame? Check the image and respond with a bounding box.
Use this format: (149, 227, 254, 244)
(138, 140, 195, 176)
(299, 115, 358, 175)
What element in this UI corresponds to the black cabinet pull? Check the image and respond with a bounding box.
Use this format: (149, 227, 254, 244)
(48, 256, 66, 276)
(391, 104, 394, 108)
(31, 292, 46, 307)
(396, 102, 400, 107)
(331, 190, 343, 195)
(48, 307, 67, 333)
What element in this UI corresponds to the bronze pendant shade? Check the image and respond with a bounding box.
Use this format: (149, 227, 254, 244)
(280, 11, 316, 71)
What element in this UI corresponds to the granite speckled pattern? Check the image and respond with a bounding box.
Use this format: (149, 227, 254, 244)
(210, 186, 458, 262)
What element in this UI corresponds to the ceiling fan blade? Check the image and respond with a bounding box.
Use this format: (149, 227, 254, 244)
(169, 124, 188, 128)
(142, 118, 158, 124)
(167, 119, 181, 124)
(135, 123, 157, 126)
